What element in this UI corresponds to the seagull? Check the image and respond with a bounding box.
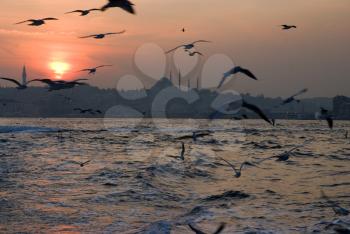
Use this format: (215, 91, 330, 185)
(188, 51, 203, 57)
(316, 107, 334, 129)
(281, 25, 297, 30)
(321, 190, 349, 216)
(188, 223, 225, 234)
(30, 78, 88, 91)
(65, 9, 100, 16)
(79, 31, 125, 39)
(218, 66, 257, 88)
(15, 18, 58, 26)
(242, 100, 274, 126)
(177, 131, 211, 142)
(78, 65, 112, 75)
(258, 144, 306, 163)
(219, 157, 256, 178)
(180, 142, 185, 160)
(0, 77, 36, 90)
(166, 40, 211, 54)
(100, 0, 136, 14)
(281, 88, 308, 105)
(72, 160, 91, 167)
(182, 28, 185, 32)
(345, 131, 348, 139)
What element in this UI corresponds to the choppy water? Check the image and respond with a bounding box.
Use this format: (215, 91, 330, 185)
(0, 118, 349, 233)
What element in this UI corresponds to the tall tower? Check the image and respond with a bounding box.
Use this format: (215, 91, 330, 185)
(22, 65, 27, 85)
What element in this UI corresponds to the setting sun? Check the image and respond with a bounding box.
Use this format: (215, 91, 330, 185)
(49, 61, 70, 79)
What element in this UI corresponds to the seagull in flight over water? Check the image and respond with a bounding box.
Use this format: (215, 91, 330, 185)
(0, 77, 36, 90)
(280, 25, 297, 30)
(180, 142, 185, 160)
(188, 223, 226, 234)
(79, 31, 125, 39)
(217, 66, 257, 88)
(30, 79, 88, 91)
(78, 65, 112, 75)
(188, 51, 203, 57)
(280, 88, 308, 105)
(15, 18, 58, 26)
(258, 142, 309, 163)
(166, 40, 211, 54)
(65, 9, 100, 16)
(100, 0, 136, 14)
(315, 107, 334, 129)
(219, 157, 256, 178)
(242, 100, 274, 126)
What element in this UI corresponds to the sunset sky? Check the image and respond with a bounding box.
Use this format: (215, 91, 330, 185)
(0, 0, 349, 97)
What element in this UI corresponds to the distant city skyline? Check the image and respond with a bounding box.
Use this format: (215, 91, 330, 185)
(0, 0, 350, 98)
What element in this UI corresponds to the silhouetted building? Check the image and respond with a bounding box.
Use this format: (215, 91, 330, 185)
(333, 95, 350, 119)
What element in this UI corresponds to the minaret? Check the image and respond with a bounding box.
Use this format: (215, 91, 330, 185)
(178, 70, 181, 89)
(22, 65, 27, 85)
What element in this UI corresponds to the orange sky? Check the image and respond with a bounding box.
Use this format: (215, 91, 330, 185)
(0, 0, 350, 97)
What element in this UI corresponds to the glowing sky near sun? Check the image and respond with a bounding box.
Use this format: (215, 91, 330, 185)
(0, 0, 350, 97)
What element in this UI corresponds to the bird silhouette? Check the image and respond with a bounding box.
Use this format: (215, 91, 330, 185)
(166, 40, 211, 54)
(258, 144, 306, 163)
(79, 31, 125, 39)
(72, 160, 91, 167)
(281, 24, 297, 30)
(188, 223, 225, 234)
(78, 65, 112, 75)
(281, 88, 308, 105)
(219, 157, 256, 178)
(31, 79, 88, 91)
(15, 18, 58, 26)
(218, 66, 257, 88)
(316, 107, 334, 129)
(65, 9, 100, 16)
(100, 0, 135, 14)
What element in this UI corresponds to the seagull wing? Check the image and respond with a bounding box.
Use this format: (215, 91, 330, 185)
(219, 157, 238, 174)
(213, 223, 226, 234)
(29, 79, 56, 85)
(242, 101, 273, 125)
(239, 68, 258, 80)
(88, 8, 101, 12)
(191, 40, 211, 44)
(65, 10, 84, 14)
(166, 45, 185, 54)
(240, 161, 256, 171)
(326, 117, 333, 129)
(105, 30, 126, 35)
(71, 79, 88, 83)
(79, 34, 97, 38)
(15, 19, 35, 24)
(0, 77, 22, 87)
(95, 65, 113, 69)
(119, 0, 136, 14)
(41, 18, 58, 21)
(188, 224, 206, 234)
(291, 88, 308, 98)
(79, 69, 92, 72)
(217, 76, 227, 89)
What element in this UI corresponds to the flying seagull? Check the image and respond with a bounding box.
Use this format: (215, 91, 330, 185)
(72, 160, 91, 167)
(316, 107, 333, 129)
(281, 88, 308, 105)
(258, 143, 308, 163)
(78, 65, 112, 75)
(0, 77, 36, 90)
(182, 28, 185, 32)
(217, 66, 257, 88)
(242, 100, 274, 126)
(180, 142, 185, 160)
(177, 131, 211, 142)
(166, 40, 211, 54)
(321, 190, 349, 216)
(100, 0, 135, 14)
(79, 31, 125, 39)
(219, 157, 256, 178)
(188, 223, 225, 234)
(31, 78, 88, 91)
(15, 18, 58, 26)
(281, 25, 297, 30)
(65, 9, 100, 16)
(188, 51, 203, 57)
